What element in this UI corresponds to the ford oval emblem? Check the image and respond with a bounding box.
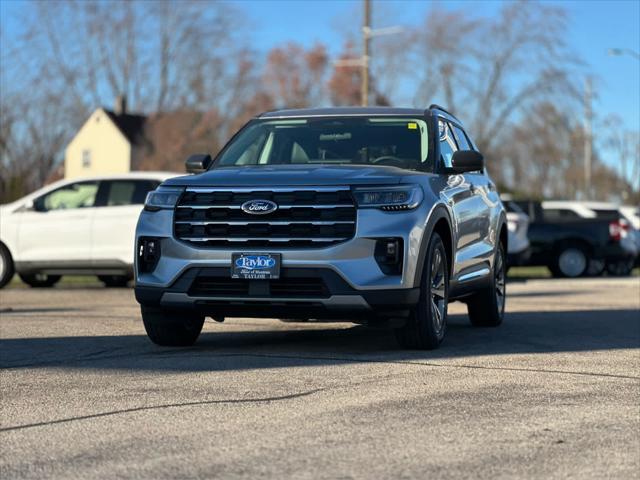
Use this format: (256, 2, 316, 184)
(241, 199, 278, 215)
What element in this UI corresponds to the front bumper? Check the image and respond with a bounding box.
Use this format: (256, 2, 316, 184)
(134, 203, 433, 292)
(135, 266, 420, 319)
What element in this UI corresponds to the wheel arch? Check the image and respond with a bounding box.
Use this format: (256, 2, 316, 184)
(414, 205, 454, 288)
(553, 237, 594, 257)
(498, 216, 508, 254)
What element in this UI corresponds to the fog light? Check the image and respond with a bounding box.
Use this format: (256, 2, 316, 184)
(138, 237, 161, 273)
(375, 238, 403, 275)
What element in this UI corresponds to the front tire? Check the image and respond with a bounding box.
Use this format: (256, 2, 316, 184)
(0, 243, 15, 288)
(19, 273, 61, 288)
(141, 306, 205, 346)
(395, 232, 448, 350)
(467, 243, 506, 327)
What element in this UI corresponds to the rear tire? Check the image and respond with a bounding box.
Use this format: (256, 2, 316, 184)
(395, 232, 448, 350)
(606, 259, 634, 277)
(98, 275, 131, 288)
(141, 306, 205, 346)
(19, 273, 61, 288)
(549, 244, 589, 278)
(0, 243, 15, 289)
(467, 243, 506, 327)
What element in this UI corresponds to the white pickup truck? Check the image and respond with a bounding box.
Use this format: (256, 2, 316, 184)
(0, 172, 178, 288)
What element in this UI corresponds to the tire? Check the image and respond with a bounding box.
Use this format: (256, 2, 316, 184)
(586, 259, 606, 277)
(141, 306, 205, 347)
(549, 244, 589, 278)
(0, 243, 15, 289)
(467, 243, 506, 327)
(395, 232, 448, 350)
(606, 259, 634, 277)
(98, 275, 131, 288)
(19, 273, 61, 288)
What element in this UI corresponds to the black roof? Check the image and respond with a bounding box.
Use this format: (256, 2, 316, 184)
(258, 107, 426, 118)
(103, 109, 146, 144)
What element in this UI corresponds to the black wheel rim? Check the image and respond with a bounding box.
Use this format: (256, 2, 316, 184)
(430, 247, 446, 335)
(495, 248, 506, 313)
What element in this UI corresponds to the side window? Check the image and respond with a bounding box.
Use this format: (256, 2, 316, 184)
(34, 182, 99, 212)
(543, 208, 581, 221)
(451, 125, 471, 151)
(103, 180, 160, 206)
(438, 119, 458, 168)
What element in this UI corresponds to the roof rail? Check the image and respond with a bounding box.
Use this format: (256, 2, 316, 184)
(428, 104, 459, 120)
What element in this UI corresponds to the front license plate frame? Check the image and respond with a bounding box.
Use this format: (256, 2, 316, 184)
(231, 253, 281, 280)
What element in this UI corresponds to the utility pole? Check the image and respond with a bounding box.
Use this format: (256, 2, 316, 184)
(334, 0, 401, 106)
(361, 0, 371, 107)
(583, 76, 593, 199)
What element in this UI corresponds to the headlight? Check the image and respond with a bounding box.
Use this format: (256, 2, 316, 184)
(352, 185, 423, 211)
(144, 187, 184, 211)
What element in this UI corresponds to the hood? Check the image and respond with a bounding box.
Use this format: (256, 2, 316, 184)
(162, 165, 408, 187)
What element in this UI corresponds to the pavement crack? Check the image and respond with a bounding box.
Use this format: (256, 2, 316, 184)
(200, 352, 640, 381)
(0, 388, 325, 433)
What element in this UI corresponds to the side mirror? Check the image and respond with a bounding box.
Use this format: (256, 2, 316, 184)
(21, 199, 36, 212)
(185, 154, 212, 174)
(450, 150, 484, 173)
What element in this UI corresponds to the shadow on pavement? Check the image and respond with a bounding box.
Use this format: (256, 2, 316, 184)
(1, 308, 639, 372)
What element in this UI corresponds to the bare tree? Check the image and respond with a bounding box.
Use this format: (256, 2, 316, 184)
(263, 42, 328, 109)
(0, 0, 258, 201)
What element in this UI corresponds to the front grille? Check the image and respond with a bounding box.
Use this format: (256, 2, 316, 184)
(174, 187, 357, 248)
(189, 276, 330, 298)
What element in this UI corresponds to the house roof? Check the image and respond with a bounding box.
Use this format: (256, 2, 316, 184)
(103, 109, 147, 144)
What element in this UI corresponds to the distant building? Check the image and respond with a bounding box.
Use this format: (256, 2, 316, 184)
(64, 96, 146, 179)
(63, 96, 230, 178)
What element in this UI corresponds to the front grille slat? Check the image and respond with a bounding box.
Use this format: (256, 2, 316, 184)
(189, 276, 329, 298)
(175, 187, 357, 248)
(177, 204, 354, 209)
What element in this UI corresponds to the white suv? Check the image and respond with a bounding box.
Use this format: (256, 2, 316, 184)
(0, 172, 179, 288)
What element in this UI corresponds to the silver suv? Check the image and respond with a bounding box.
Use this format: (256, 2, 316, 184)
(134, 106, 507, 350)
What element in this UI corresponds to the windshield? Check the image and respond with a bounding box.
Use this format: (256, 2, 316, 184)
(215, 117, 429, 169)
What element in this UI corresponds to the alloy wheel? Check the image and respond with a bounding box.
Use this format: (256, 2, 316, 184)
(558, 248, 587, 277)
(495, 248, 506, 314)
(430, 247, 446, 335)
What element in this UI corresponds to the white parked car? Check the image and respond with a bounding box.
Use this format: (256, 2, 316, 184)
(0, 172, 179, 288)
(501, 196, 530, 267)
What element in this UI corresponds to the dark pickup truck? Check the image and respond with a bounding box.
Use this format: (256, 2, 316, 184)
(515, 201, 637, 277)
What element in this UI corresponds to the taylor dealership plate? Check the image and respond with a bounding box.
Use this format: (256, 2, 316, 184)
(231, 253, 281, 280)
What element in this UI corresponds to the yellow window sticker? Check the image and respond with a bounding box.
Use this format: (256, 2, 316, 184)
(407, 123, 418, 130)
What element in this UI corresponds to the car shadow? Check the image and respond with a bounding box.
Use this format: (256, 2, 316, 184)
(1, 308, 639, 372)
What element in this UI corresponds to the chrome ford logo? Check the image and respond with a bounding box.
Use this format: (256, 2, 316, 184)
(241, 199, 278, 215)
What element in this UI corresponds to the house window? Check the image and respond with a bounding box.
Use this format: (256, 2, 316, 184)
(82, 149, 91, 168)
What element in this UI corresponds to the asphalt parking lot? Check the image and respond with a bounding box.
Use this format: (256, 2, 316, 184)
(1, 276, 639, 479)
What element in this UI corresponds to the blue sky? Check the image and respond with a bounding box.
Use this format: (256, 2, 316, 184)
(2, 0, 639, 131)
(234, 0, 640, 132)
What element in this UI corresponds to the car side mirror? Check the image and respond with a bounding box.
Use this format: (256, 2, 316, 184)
(185, 154, 212, 174)
(24, 199, 44, 212)
(449, 150, 484, 173)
